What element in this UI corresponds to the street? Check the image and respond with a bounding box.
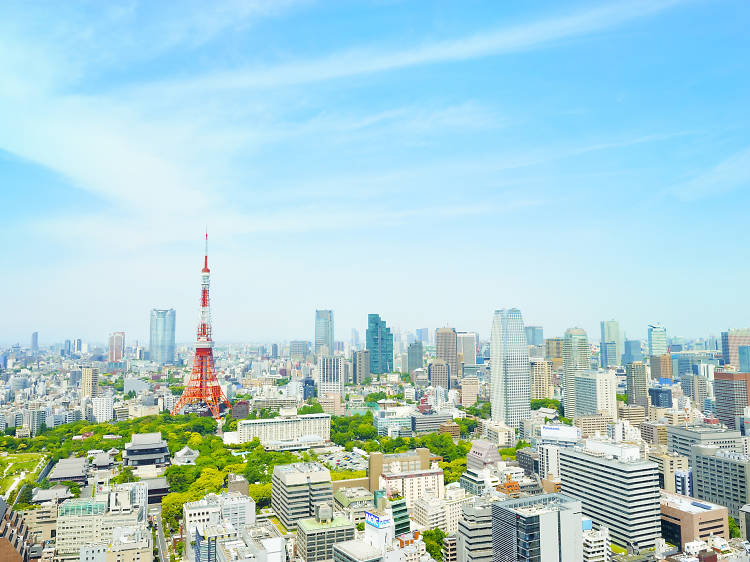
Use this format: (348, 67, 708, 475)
(151, 507, 168, 562)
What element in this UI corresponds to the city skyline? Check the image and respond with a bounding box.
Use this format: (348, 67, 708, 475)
(4, 1, 750, 343)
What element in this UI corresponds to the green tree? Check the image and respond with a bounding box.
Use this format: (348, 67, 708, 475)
(422, 528, 446, 561)
(729, 516, 741, 538)
(530, 399, 563, 414)
(112, 466, 137, 484)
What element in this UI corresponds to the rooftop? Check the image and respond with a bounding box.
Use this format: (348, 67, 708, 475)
(661, 492, 727, 514)
(297, 514, 353, 532)
(334, 540, 383, 561)
(129, 432, 165, 445)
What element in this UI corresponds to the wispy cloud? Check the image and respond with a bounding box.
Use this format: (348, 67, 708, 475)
(673, 146, 750, 201)
(134, 0, 686, 94)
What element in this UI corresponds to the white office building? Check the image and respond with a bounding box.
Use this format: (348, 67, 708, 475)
(490, 308, 530, 429)
(235, 410, 331, 449)
(559, 440, 660, 551)
(574, 370, 618, 420)
(92, 395, 114, 423)
(563, 328, 590, 419)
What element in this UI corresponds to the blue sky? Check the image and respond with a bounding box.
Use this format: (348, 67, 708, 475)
(2, 0, 750, 345)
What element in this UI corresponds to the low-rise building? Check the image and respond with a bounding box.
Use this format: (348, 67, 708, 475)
(660, 491, 728, 551)
(122, 432, 170, 467)
(297, 504, 355, 562)
(334, 487, 374, 524)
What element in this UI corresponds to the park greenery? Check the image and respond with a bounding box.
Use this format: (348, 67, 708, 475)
(530, 398, 562, 414)
(331, 411, 472, 462)
(421, 528, 446, 561)
(462, 401, 491, 419)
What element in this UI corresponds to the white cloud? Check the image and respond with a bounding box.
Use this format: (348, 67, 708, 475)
(132, 0, 686, 95)
(673, 146, 750, 201)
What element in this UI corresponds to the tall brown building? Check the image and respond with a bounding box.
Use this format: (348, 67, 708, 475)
(650, 354, 673, 381)
(714, 370, 750, 429)
(108, 331, 125, 363)
(81, 366, 99, 399)
(436, 327, 458, 382)
(545, 338, 564, 369)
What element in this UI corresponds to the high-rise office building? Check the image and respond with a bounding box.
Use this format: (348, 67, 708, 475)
(714, 370, 750, 430)
(574, 371, 618, 420)
(562, 328, 590, 419)
(352, 350, 370, 384)
(460, 376, 480, 407)
(428, 360, 451, 390)
(740, 346, 750, 372)
(108, 331, 125, 363)
(721, 329, 750, 369)
(490, 308, 530, 428)
(81, 366, 99, 399)
(31, 332, 38, 353)
(530, 359, 554, 400)
(407, 342, 424, 374)
(457, 332, 477, 368)
(600, 320, 623, 367)
(650, 354, 673, 381)
(491, 494, 583, 562)
(692, 444, 750, 520)
(366, 314, 393, 375)
(318, 356, 344, 397)
(315, 310, 334, 356)
(350, 329, 360, 349)
(560, 441, 660, 551)
(290, 340, 309, 360)
(416, 328, 429, 345)
(149, 308, 176, 365)
(525, 326, 544, 347)
(271, 463, 333, 530)
(648, 324, 667, 357)
(457, 501, 493, 562)
(626, 361, 648, 408)
(436, 328, 458, 383)
(545, 337, 564, 370)
(623, 340, 643, 365)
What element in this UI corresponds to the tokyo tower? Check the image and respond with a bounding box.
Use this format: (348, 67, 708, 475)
(171, 233, 231, 420)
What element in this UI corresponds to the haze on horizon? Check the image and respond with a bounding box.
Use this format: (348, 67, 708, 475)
(3, 0, 750, 346)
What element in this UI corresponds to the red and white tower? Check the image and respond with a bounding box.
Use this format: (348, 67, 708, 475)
(171, 233, 231, 420)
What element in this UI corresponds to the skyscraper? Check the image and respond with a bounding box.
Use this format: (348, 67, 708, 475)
(457, 332, 477, 369)
(31, 332, 38, 353)
(490, 308, 530, 428)
(626, 361, 648, 407)
(416, 328, 429, 345)
(721, 329, 750, 369)
(524, 326, 544, 347)
(314, 310, 334, 356)
(407, 341, 424, 374)
(318, 356, 344, 397)
(562, 328, 590, 419)
(108, 331, 125, 363)
(623, 340, 643, 365)
(428, 360, 451, 390)
(352, 350, 370, 384)
(150, 308, 176, 365)
(600, 320, 622, 367)
(81, 366, 99, 399)
(436, 327, 458, 383)
(366, 314, 393, 375)
(648, 324, 667, 357)
(491, 494, 583, 562)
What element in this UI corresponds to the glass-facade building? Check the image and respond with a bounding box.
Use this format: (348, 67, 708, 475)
(490, 308, 530, 428)
(366, 314, 393, 375)
(150, 308, 176, 365)
(315, 309, 334, 356)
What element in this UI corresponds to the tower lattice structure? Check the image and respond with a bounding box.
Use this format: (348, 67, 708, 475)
(171, 234, 231, 420)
